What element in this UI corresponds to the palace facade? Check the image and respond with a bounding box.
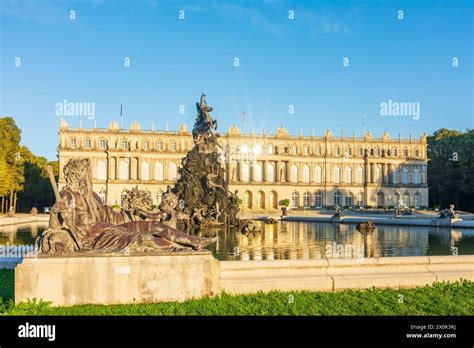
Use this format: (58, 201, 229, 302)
(58, 119, 429, 210)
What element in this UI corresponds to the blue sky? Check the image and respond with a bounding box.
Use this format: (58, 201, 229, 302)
(1, 0, 472, 160)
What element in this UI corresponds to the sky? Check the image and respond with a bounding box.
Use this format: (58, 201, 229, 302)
(0, 0, 473, 161)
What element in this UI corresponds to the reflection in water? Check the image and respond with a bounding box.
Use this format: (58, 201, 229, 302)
(1, 222, 474, 261)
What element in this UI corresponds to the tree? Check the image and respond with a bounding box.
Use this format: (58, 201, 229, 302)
(427, 128, 474, 212)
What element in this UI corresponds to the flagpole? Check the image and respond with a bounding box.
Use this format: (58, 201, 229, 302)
(120, 103, 123, 129)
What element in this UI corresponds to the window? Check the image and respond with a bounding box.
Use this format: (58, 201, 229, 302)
(269, 191, 277, 209)
(394, 192, 400, 206)
(402, 192, 410, 207)
(155, 162, 164, 181)
(414, 149, 419, 157)
(414, 192, 421, 208)
(304, 146, 310, 155)
(376, 192, 385, 207)
(121, 139, 128, 149)
(244, 191, 252, 208)
(413, 167, 421, 184)
(315, 191, 323, 208)
(345, 193, 353, 208)
(374, 166, 382, 183)
(333, 165, 341, 184)
(333, 191, 342, 207)
(143, 141, 149, 150)
(393, 148, 398, 156)
(375, 148, 380, 156)
(268, 144, 274, 154)
(358, 148, 363, 156)
(303, 192, 311, 208)
(242, 163, 250, 182)
(97, 160, 107, 180)
(168, 162, 178, 181)
(335, 147, 341, 156)
(402, 167, 410, 184)
(314, 165, 322, 183)
(303, 165, 310, 183)
(119, 159, 129, 180)
(256, 191, 264, 208)
(403, 148, 409, 157)
(70, 138, 77, 148)
(356, 192, 364, 207)
(141, 161, 150, 180)
(85, 139, 91, 149)
(356, 166, 364, 184)
(291, 165, 298, 183)
(267, 164, 275, 182)
(317, 146, 322, 155)
(345, 166, 353, 184)
(100, 139, 107, 149)
(254, 163, 263, 182)
(157, 141, 163, 151)
(171, 142, 177, 151)
(291, 191, 300, 208)
(292, 146, 298, 155)
(392, 167, 399, 184)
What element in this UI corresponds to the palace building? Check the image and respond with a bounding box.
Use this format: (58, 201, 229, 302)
(58, 119, 429, 210)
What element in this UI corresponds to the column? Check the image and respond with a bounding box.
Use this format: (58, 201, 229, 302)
(263, 160, 267, 182)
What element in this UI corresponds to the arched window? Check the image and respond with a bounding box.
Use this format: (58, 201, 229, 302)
(392, 167, 399, 184)
(254, 162, 263, 182)
(356, 192, 364, 207)
(374, 165, 382, 183)
(291, 191, 300, 208)
(314, 165, 322, 183)
(70, 138, 77, 148)
(291, 165, 299, 183)
(244, 191, 252, 208)
(155, 162, 164, 181)
(269, 191, 278, 209)
(303, 192, 311, 208)
(97, 160, 107, 180)
(345, 166, 353, 184)
(242, 163, 250, 182)
(267, 163, 275, 182)
(303, 165, 310, 183)
(333, 191, 342, 207)
(413, 167, 421, 184)
(394, 192, 401, 206)
(402, 167, 410, 184)
(333, 165, 341, 184)
(315, 191, 323, 208)
(345, 192, 353, 208)
(141, 161, 150, 181)
(402, 192, 410, 207)
(414, 192, 421, 208)
(376, 192, 385, 207)
(119, 159, 129, 180)
(356, 166, 364, 184)
(168, 162, 178, 181)
(256, 191, 265, 208)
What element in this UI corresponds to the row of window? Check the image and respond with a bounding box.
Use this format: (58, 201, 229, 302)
(239, 163, 424, 185)
(96, 160, 178, 181)
(67, 137, 422, 159)
(68, 138, 180, 151)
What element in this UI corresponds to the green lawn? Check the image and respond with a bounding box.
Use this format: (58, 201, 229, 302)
(1, 280, 473, 316)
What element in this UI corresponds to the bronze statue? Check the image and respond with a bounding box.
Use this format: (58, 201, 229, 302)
(36, 158, 216, 255)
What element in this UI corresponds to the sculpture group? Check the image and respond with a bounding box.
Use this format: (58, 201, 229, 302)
(37, 93, 240, 255)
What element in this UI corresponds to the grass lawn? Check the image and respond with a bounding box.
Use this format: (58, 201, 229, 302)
(1, 280, 473, 316)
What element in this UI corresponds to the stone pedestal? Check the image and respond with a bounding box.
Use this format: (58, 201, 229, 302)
(14, 252, 220, 306)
